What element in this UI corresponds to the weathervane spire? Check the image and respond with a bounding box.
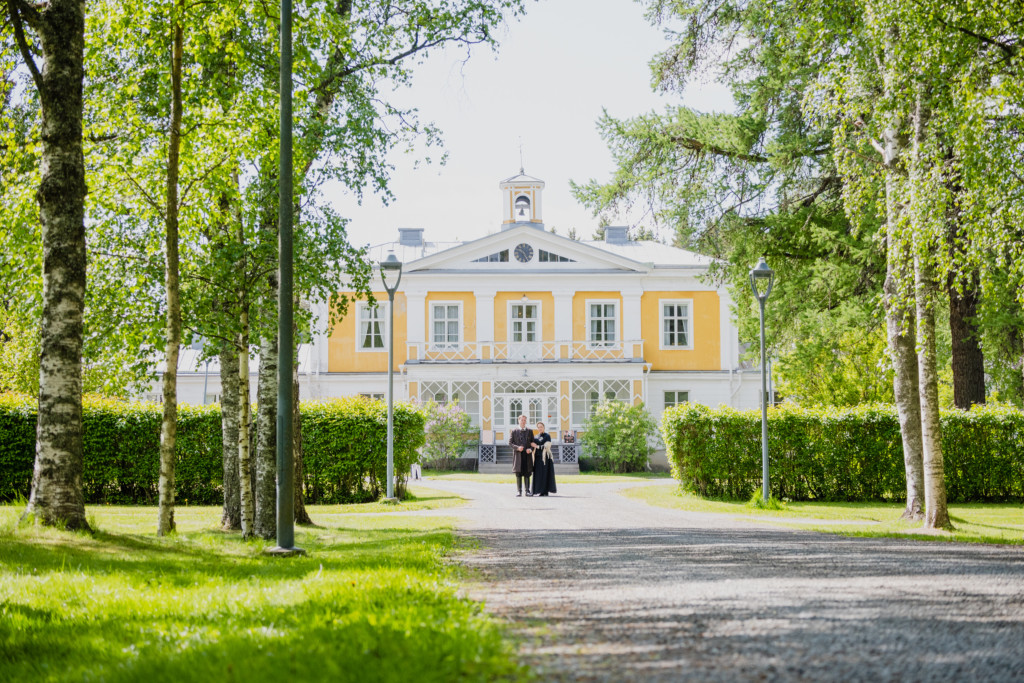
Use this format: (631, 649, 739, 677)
(518, 137, 525, 174)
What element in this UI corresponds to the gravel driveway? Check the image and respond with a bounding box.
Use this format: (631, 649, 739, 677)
(422, 478, 1024, 682)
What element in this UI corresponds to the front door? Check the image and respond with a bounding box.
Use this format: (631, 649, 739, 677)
(509, 303, 541, 360)
(505, 393, 558, 431)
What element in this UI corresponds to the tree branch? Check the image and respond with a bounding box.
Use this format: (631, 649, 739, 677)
(6, 0, 43, 92)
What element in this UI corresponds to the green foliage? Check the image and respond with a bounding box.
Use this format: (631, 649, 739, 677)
(0, 394, 425, 505)
(748, 488, 784, 510)
(581, 400, 657, 473)
(662, 402, 1024, 502)
(421, 401, 474, 469)
(0, 507, 526, 682)
(301, 397, 426, 503)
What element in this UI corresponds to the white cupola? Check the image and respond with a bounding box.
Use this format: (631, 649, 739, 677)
(499, 169, 545, 230)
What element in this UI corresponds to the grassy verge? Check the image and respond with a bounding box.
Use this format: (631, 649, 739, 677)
(624, 482, 1024, 545)
(0, 503, 525, 683)
(423, 471, 671, 484)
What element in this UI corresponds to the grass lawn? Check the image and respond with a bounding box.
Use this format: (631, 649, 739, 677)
(0, 493, 525, 683)
(624, 482, 1024, 545)
(423, 470, 672, 484)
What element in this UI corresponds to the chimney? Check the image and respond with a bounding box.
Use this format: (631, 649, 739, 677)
(397, 227, 424, 247)
(604, 226, 629, 244)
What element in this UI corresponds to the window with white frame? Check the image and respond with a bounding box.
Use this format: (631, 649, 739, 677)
(664, 390, 689, 408)
(587, 301, 617, 346)
(357, 302, 386, 350)
(359, 392, 385, 401)
(660, 300, 692, 349)
(430, 302, 461, 349)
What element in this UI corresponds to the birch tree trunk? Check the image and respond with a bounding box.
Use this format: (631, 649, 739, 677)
(293, 313, 312, 525)
(157, 14, 184, 537)
(910, 89, 951, 530)
(238, 319, 254, 538)
(254, 283, 279, 540)
(914, 253, 951, 529)
(880, 119, 925, 521)
(219, 340, 241, 530)
(11, 0, 89, 530)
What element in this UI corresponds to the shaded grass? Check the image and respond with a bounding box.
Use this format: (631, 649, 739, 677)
(423, 471, 671, 484)
(0, 504, 526, 683)
(624, 482, 1024, 545)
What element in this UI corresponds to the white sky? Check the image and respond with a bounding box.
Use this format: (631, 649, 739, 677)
(328, 0, 735, 250)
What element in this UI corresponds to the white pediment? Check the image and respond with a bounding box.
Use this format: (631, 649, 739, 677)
(403, 225, 649, 273)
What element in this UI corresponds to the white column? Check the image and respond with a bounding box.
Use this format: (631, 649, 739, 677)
(406, 289, 427, 362)
(621, 286, 643, 359)
(719, 288, 735, 371)
(552, 289, 573, 341)
(476, 288, 496, 343)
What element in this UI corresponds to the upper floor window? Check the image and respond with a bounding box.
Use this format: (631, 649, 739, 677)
(660, 300, 692, 349)
(431, 303, 462, 349)
(587, 301, 618, 346)
(358, 302, 386, 350)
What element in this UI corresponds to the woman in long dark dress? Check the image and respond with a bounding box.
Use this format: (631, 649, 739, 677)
(531, 422, 557, 496)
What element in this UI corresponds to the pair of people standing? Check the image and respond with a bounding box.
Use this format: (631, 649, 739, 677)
(508, 414, 557, 497)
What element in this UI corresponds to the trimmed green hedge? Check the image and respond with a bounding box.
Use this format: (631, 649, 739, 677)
(0, 393, 425, 505)
(661, 402, 1024, 502)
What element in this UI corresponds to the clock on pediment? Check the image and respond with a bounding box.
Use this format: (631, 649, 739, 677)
(514, 243, 534, 263)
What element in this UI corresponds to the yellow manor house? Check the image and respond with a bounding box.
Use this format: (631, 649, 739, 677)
(310, 170, 761, 470)
(163, 170, 761, 470)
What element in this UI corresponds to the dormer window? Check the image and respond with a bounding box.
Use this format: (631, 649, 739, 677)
(514, 195, 531, 220)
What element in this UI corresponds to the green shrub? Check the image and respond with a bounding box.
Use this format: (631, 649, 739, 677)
(421, 401, 475, 470)
(0, 393, 425, 505)
(661, 402, 1024, 502)
(301, 397, 425, 503)
(581, 400, 657, 472)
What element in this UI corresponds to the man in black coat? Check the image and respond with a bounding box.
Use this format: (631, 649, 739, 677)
(508, 413, 534, 496)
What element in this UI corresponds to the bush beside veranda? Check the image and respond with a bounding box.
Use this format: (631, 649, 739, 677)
(581, 400, 657, 473)
(661, 402, 1024, 502)
(0, 393, 425, 504)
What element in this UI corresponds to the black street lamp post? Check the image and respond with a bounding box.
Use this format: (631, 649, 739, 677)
(380, 252, 403, 502)
(749, 257, 775, 503)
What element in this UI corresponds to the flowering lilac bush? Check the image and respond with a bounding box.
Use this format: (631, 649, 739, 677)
(422, 401, 474, 470)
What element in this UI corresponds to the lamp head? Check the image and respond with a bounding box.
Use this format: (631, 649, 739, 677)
(380, 250, 403, 295)
(749, 257, 774, 302)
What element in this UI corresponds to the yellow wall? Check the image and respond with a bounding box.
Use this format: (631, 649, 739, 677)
(328, 292, 407, 372)
(425, 292, 477, 343)
(641, 291, 720, 371)
(572, 291, 624, 342)
(494, 291, 554, 342)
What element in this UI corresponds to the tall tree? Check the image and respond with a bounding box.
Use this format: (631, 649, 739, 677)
(157, 1, 184, 536)
(6, 0, 90, 530)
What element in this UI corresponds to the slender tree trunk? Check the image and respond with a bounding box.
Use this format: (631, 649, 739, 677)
(157, 14, 184, 537)
(293, 311, 312, 525)
(910, 89, 951, 530)
(219, 340, 241, 529)
(915, 253, 951, 529)
(13, 0, 89, 530)
(254, 285, 279, 540)
(880, 119, 925, 521)
(238, 319, 254, 538)
(948, 274, 986, 409)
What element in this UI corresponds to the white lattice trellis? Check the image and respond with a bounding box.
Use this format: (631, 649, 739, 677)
(419, 380, 481, 426)
(571, 378, 634, 426)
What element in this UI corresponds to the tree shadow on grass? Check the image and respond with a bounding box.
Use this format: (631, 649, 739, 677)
(0, 523, 527, 683)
